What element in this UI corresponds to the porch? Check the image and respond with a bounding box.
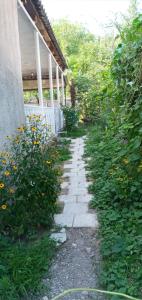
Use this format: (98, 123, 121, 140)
(17, 0, 67, 134)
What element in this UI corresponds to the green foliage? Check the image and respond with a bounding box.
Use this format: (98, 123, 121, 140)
(61, 126, 87, 138)
(56, 138, 72, 162)
(86, 126, 142, 299)
(63, 106, 79, 131)
(0, 234, 56, 299)
(0, 115, 60, 238)
(53, 20, 115, 117)
(84, 13, 142, 299)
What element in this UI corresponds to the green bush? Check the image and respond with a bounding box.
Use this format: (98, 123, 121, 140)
(0, 115, 60, 238)
(86, 126, 142, 298)
(63, 106, 79, 131)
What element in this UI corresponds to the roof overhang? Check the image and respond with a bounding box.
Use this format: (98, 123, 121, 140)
(21, 0, 68, 71)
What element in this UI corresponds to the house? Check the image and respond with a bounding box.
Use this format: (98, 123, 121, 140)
(0, 0, 67, 149)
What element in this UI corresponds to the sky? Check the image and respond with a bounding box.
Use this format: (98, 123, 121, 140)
(41, 0, 142, 36)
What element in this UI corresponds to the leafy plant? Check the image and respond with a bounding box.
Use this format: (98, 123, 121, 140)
(0, 115, 60, 238)
(0, 234, 56, 299)
(62, 106, 79, 131)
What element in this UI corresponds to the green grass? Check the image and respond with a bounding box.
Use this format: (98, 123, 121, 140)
(57, 138, 71, 162)
(60, 125, 87, 138)
(0, 234, 56, 300)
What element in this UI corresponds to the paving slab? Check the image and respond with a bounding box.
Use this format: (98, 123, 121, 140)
(54, 214, 74, 227)
(69, 189, 88, 196)
(62, 172, 71, 178)
(73, 214, 98, 228)
(77, 194, 92, 203)
(55, 137, 98, 230)
(63, 203, 88, 214)
(59, 195, 77, 203)
(61, 181, 69, 189)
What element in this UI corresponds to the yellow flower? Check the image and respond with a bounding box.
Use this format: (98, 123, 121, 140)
(31, 127, 36, 132)
(13, 165, 17, 171)
(1, 151, 9, 158)
(2, 160, 6, 164)
(46, 160, 51, 164)
(17, 126, 24, 132)
(4, 171, 10, 177)
(33, 141, 40, 145)
(9, 188, 15, 194)
(123, 158, 129, 165)
(15, 138, 20, 144)
(1, 204, 7, 210)
(0, 183, 5, 189)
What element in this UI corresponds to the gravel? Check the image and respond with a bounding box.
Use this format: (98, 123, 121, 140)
(42, 228, 105, 300)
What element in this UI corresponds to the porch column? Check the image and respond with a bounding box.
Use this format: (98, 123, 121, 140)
(61, 72, 65, 105)
(48, 53, 54, 107)
(35, 31, 43, 107)
(56, 65, 60, 105)
(48, 53, 55, 133)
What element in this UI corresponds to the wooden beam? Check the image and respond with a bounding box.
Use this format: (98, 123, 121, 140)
(23, 79, 62, 90)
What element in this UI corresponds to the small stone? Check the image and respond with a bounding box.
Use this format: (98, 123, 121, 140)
(42, 296, 49, 300)
(60, 228, 66, 233)
(82, 291, 89, 296)
(72, 243, 77, 248)
(50, 231, 67, 244)
(85, 247, 91, 255)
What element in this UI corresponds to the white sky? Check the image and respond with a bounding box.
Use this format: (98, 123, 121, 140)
(41, 0, 142, 36)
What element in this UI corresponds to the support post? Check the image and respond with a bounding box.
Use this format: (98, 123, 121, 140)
(48, 53, 54, 107)
(61, 73, 65, 105)
(35, 31, 43, 107)
(56, 65, 60, 105)
(48, 53, 56, 134)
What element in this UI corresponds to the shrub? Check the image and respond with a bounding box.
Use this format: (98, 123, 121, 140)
(0, 115, 60, 238)
(63, 106, 79, 131)
(86, 126, 142, 298)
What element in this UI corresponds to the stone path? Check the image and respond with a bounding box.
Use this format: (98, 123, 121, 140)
(40, 137, 102, 300)
(54, 137, 98, 228)
(47, 229, 103, 300)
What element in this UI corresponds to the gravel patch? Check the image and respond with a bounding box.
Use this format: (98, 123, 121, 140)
(42, 228, 104, 300)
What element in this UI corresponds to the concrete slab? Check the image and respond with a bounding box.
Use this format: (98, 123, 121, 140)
(77, 194, 92, 203)
(76, 189, 88, 195)
(54, 214, 74, 227)
(62, 173, 71, 178)
(56, 137, 98, 229)
(73, 214, 98, 228)
(63, 203, 88, 214)
(58, 195, 77, 203)
(61, 182, 69, 189)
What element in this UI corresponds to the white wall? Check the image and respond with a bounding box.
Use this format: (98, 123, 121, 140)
(0, 0, 25, 148)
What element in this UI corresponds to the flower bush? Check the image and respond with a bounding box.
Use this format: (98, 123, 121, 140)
(0, 115, 60, 238)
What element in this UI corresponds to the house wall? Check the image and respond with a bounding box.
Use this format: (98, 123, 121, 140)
(0, 0, 25, 149)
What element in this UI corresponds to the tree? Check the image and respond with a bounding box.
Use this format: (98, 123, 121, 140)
(128, 0, 138, 19)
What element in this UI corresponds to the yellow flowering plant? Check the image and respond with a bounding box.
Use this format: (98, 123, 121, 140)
(0, 115, 60, 238)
